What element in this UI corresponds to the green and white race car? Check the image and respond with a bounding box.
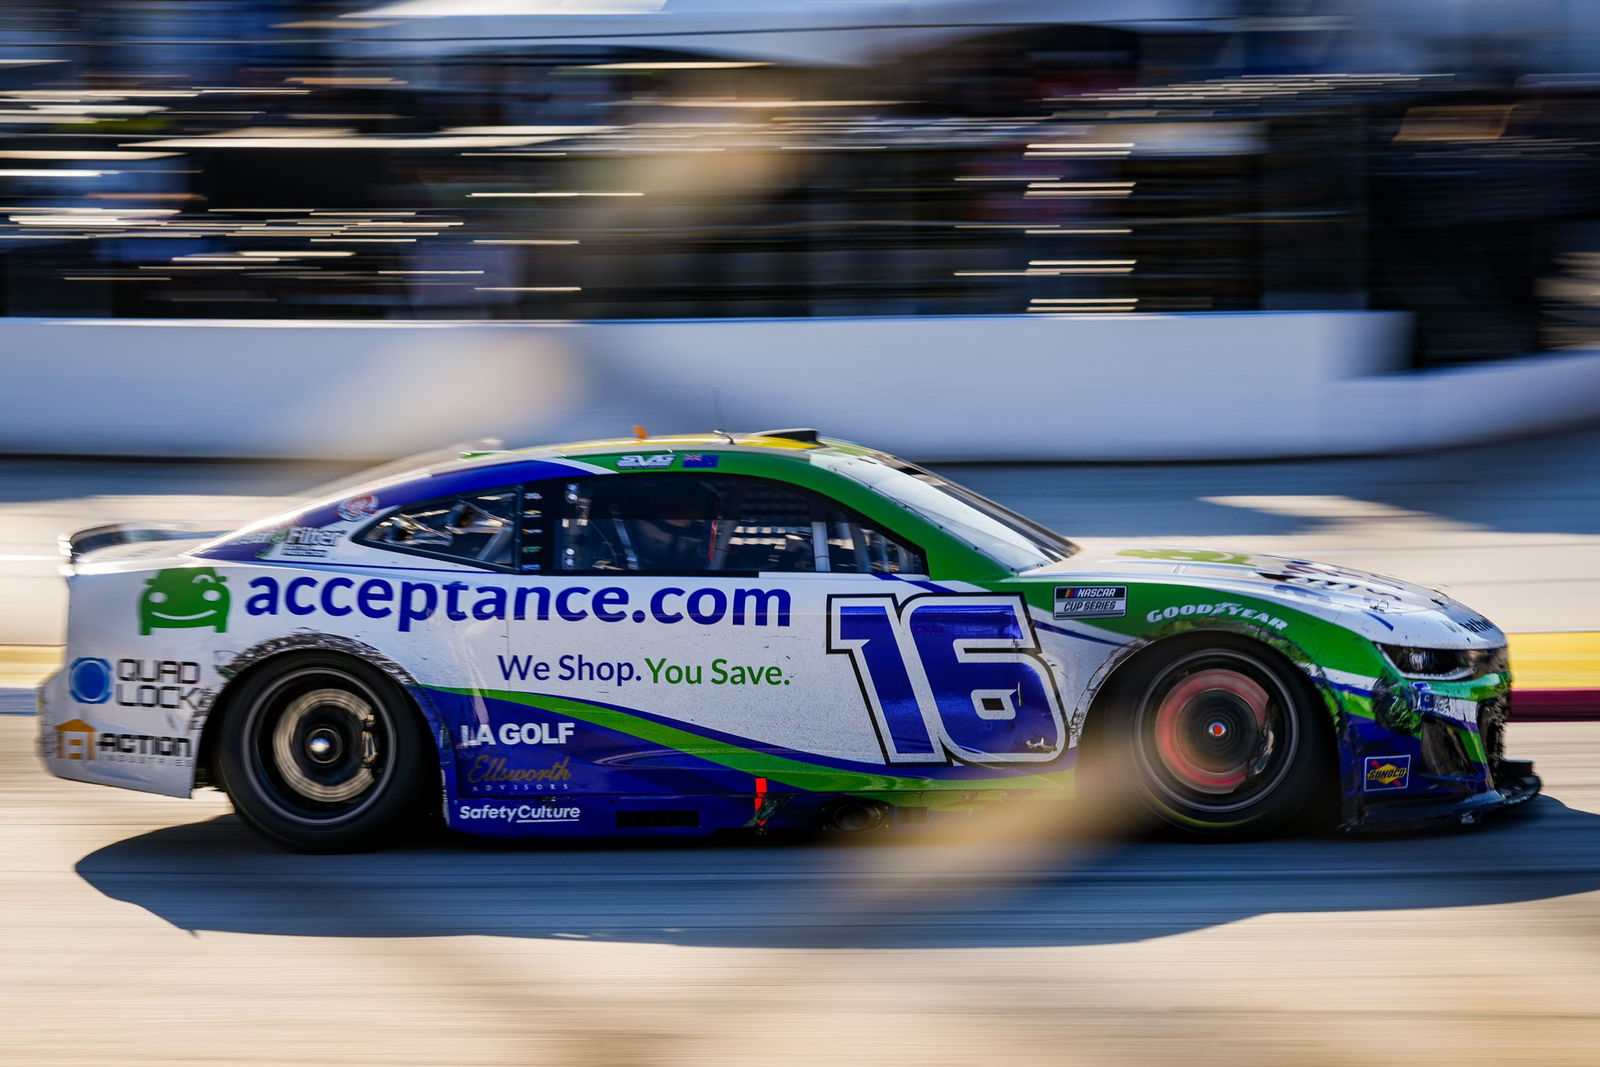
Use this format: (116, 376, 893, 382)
(39, 430, 1538, 850)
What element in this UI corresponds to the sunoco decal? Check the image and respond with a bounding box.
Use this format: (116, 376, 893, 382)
(1364, 755, 1411, 792)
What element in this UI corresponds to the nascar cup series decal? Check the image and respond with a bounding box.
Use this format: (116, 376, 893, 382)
(1054, 585, 1126, 619)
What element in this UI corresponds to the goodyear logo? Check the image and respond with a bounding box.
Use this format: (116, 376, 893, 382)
(1364, 754, 1411, 791)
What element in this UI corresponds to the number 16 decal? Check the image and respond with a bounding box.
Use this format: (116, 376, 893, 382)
(828, 594, 1067, 764)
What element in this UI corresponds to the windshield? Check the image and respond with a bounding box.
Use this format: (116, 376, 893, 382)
(812, 453, 1077, 572)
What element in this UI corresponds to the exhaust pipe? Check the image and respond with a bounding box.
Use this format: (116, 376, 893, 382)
(828, 799, 887, 833)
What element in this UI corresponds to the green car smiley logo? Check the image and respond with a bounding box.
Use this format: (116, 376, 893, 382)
(138, 567, 230, 635)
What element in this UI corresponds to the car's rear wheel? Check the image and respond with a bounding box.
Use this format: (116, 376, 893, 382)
(1110, 637, 1330, 837)
(214, 654, 429, 852)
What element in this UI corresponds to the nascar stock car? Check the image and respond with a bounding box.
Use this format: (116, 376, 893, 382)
(39, 430, 1539, 851)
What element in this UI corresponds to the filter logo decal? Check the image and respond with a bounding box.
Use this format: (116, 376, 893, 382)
(228, 526, 339, 560)
(1364, 754, 1411, 791)
(139, 567, 230, 635)
(68, 657, 112, 704)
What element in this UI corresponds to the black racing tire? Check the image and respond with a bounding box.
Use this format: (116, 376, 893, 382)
(213, 653, 430, 852)
(1101, 635, 1331, 839)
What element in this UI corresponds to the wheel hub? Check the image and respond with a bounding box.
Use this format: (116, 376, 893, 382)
(1152, 669, 1277, 796)
(304, 727, 342, 765)
(270, 688, 379, 804)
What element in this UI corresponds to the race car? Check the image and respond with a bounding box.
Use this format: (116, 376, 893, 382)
(38, 430, 1540, 851)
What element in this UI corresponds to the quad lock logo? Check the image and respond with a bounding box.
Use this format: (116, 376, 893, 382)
(139, 567, 230, 635)
(71, 657, 208, 711)
(68, 658, 113, 704)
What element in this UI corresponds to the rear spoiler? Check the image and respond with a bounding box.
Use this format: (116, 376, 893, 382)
(59, 522, 228, 574)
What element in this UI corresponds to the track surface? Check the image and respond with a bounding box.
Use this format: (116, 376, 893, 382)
(7, 715, 1600, 1065)
(5, 432, 1600, 1065)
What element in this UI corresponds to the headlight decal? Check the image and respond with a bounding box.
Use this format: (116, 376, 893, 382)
(1379, 644, 1507, 682)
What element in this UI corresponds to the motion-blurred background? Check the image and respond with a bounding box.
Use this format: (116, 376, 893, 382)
(6, 3, 1600, 1066)
(3, 0, 1600, 461)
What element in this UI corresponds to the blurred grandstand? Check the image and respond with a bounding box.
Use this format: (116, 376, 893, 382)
(3, 1, 1600, 364)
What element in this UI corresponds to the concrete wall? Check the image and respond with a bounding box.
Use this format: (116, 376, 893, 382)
(2, 312, 1597, 462)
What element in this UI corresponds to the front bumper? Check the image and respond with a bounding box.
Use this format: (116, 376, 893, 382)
(1336, 662, 1542, 832)
(1348, 757, 1541, 833)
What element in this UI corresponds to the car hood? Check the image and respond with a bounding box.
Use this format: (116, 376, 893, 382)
(1023, 540, 1502, 647)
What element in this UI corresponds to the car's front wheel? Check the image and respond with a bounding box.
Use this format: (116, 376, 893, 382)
(1109, 637, 1331, 837)
(214, 654, 429, 852)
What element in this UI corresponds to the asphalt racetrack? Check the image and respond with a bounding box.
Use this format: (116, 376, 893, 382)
(6, 428, 1600, 1065)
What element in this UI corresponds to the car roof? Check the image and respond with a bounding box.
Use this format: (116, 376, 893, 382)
(446, 429, 855, 475)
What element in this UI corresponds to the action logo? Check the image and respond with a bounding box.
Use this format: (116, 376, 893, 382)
(54, 718, 96, 760)
(139, 567, 230, 635)
(1364, 754, 1411, 791)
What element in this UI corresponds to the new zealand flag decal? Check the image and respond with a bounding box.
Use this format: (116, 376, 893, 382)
(682, 454, 720, 469)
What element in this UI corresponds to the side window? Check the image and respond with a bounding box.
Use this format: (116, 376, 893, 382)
(551, 473, 925, 576)
(720, 479, 820, 573)
(357, 490, 518, 568)
(821, 516, 925, 575)
(556, 474, 725, 574)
